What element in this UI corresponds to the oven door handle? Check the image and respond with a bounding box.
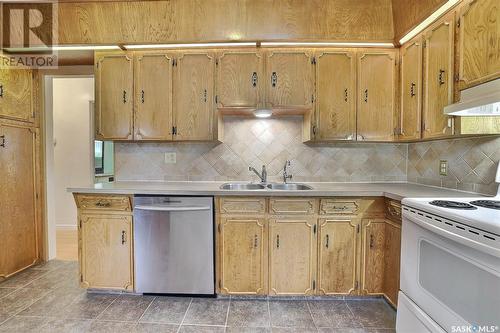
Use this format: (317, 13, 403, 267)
(134, 204, 211, 212)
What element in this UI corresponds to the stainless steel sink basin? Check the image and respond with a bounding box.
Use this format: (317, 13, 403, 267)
(220, 183, 266, 190)
(266, 183, 313, 190)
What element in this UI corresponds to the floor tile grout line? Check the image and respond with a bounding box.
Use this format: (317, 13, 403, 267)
(136, 295, 156, 324)
(0, 286, 55, 327)
(224, 296, 231, 328)
(176, 297, 193, 333)
(305, 300, 318, 330)
(267, 298, 272, 328)
(94, 294, 119, 321)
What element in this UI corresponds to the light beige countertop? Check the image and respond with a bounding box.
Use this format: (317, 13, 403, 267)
(68, 181, 484, 201)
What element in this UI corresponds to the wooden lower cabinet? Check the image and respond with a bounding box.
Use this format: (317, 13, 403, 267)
(269, 217, 317, 295)
(79, 213, 133, 291)
(218, 217, 267, 295)
(317, 218, 359, 295)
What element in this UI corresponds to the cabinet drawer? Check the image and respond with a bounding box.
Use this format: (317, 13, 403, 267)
(320, 199, 359, 215)
(269, 198, 317, 215)
(385, 199, 402, 222)
(75, 194, 131, 211)
(219, 197, 266, 214)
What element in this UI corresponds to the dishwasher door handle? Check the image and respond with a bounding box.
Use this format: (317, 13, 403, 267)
(134, 204, 211, 212)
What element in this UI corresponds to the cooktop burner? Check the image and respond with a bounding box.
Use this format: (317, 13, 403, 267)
(429, 200, 478, 210)
(470, 200, 500, 210)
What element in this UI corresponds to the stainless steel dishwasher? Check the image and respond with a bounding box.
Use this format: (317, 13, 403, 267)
(133, 196, 214, 295)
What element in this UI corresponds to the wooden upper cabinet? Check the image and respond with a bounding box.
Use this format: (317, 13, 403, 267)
(95, 52, 134, 140)
(219, 217, 267, 295)
(80, 214, 133, 291)
(317, 218, 358, 295)
(134, 52, 173, 140)
(458, 0, 500, 89)
(315, 51, 356, 141)
(216, 51, 264, 110)
(0, 69, 33, 123)
(266, 50, 314, 110)
(360, 218, 386, 295)
(423, 12, 455, 139)
(269, 217, 316, 295)
(0, 122, 37, 278)
(357, 50, 397, 142)
(173, 52, 215, 141)
(400, 38, 423, 141)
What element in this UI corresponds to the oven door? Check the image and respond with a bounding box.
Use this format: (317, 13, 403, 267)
(401, 215, 500, 332)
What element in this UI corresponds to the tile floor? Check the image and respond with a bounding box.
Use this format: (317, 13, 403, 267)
(0, 261, 396, 333)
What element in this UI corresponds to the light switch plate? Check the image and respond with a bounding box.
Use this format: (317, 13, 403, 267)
(439, 160, 448, 176)
(164, 152, 176, 164)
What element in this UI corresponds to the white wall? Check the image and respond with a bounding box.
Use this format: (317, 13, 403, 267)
(52, 77, 94, 228)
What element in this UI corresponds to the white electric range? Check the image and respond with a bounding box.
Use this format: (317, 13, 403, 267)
(396, 164, 500, 333)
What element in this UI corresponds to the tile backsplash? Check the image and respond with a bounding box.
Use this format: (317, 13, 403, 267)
(115, 116, 500, 195)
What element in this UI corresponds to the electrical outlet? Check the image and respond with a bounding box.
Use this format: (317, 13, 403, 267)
(439, 160, 448, 176)
(164, 152, 176, 164)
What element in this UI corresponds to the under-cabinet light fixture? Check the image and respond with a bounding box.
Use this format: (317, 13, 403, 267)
(124, 42, 257, 49)
(260, 42, 394, 47)
(3, 45, 121, 52)
(253, 109, 273, 118)
(399, 0, 460, 45)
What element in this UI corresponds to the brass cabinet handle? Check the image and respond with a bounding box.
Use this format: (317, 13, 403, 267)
(121, 230, 126, 245)
(95, 201, 111, 207)
(344, 88, 348, 102)
(271, 72, 277, 87)
(325, 234, 329, 248)
(364, 89, 368, 103)
(254, 234, 258, 248)
(410, 83, 416, 97)
(438, 69, 446, 85)
(252, 72, 258, 87)
(122, 90, 127, 103)
(369, 234, 374, 249)
(141, 90, 145, 103)
(0, 84, 3, 98)
(0, 135, 5, 148)
(276, 234, 280, 248)
(312, 125, 317, 136)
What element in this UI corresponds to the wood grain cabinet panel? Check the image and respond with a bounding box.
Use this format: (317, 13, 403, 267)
(216, 51, 264, 110)
(95, 51, 134, 140)
(357, 50, 397, 142)
(134, 52, 173, 140)
(384, 220, 401, 307)
(0, 69, 34, 123)
(79, 214, 133, 291)
(317, 218, 359, 295)
(173, 52, 215, 141)
(269, 198, 317, 215)
(0, 123, 38, 278)
(320, 199, 360, 215)
(400, 38, 423, 141)
(219, 217, 267, 295)
(458, 0, 500, 89)
(269, 217, 316, 295)
(361, 218, 386, 295)
(315, 51, 356, 141)
(423, 12, 455, 139)
(75, 194, 131, 212)
(266, 50, 314, 110)
(219, 197, 266, 215)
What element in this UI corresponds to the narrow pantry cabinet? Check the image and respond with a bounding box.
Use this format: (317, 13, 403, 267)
(266, 50, 315, 110)
(0, 121, 38, 278)
(216, 51, 264, 110)
(173, 52, 215, 141)
(75, 194, 134, 291)
(399, 38, 423, 141)
(422, 12, 455, 139)
(95, 52, 134, 140)
(314, 51, 356, 141)
(317, 218, 359, 295)
(357, 50, 398, 141)
(0, 69, 34, 123)
(458, 0, 500, 89)
(134, 52, 173, 140)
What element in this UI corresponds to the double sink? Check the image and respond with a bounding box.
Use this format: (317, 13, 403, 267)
(220, 183, 313, 191)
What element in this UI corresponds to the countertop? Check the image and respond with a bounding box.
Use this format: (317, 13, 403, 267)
(67, 181, 484, 201)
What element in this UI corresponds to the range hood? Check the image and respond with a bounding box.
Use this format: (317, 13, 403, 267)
(444, 78, 500, 116)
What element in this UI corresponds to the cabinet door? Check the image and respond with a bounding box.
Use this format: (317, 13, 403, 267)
(0, 69, 33, 123)
(135, 53, 173, 140)
(219, 217, 267, 295)
(80, 214, 133, 290)
(384, 220, 401, 307)
(361, 218, 386, 295)
(317, 218, 359, 295)
(423, 12, 455, 139)
(216, 51, 264, 109)
(400, 38, 423, 141)
(458, 0, 500, 89)
(173, 52, 215, 141)
(0, 123, 37, 277)
(266, 50, 314, 110)
(357, 51, 397, 141)
(315, 51, 356, 141)
(95, 52, 134, 140)
(269, 217, 316, 295)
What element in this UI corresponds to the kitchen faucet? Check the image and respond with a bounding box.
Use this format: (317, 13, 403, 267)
(283, 160, 292, 183)
(249, 165, 267, 183)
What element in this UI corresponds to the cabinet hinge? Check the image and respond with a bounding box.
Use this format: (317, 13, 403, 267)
(172, 59, 177, 67)
(313, 224, 317, 234)
(312, 280, 316, 290)
(80, 274, 83, 282)
(79, 219, 82, 229)
(457, 18, 461, 28)
(215, 95, 218, 104)
(218, 280, 222, 289)
(354, 280, 359, 290)
(357, 224, 360, 233)
(215, 59, 219, 66)
(422, 40, 427, 48)
(218, 223, 221, 233)
(311, 95, 314, 103)
(454, 73, 460, 82)
(311, 57, 316, 65)
(172, 126, 177, 135)
(96, 62, 99, 69)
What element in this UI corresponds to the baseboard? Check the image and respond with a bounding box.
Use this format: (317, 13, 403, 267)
(56, 224, 77, 231)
